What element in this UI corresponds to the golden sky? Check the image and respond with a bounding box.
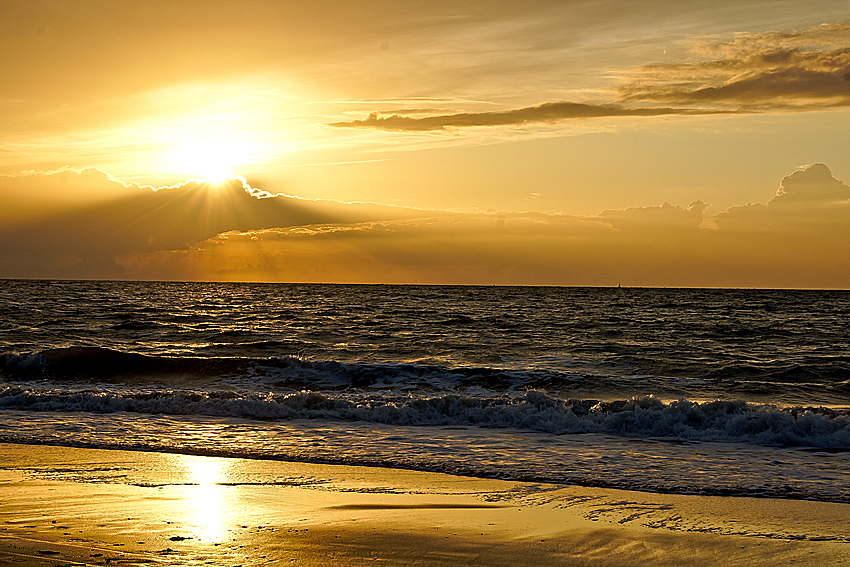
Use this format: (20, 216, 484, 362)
(2, 0, 850, 286)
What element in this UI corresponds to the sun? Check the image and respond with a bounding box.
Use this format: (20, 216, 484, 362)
(171, 137, 249, 183)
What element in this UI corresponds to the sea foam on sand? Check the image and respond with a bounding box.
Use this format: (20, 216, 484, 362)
(0, 443, 848, 566)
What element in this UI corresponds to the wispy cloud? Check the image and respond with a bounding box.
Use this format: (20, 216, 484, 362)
(331, 22, 850, 133)
(619, 22, 850, 108)
(331, 102, 722, 131)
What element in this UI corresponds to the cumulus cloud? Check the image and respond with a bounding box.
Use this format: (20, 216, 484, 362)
(716, 163, 850, 232)
(771, 163, 850, 204)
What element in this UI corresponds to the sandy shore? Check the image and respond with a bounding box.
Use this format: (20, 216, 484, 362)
(1, 442, 848, 566)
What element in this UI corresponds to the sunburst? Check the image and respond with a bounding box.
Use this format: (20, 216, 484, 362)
(171, 137, 250, 183)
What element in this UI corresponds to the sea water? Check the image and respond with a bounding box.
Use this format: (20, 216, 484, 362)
(1, 280, 848, 501)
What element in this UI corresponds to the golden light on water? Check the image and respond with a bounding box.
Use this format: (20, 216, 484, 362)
(181, 456, 232, 543)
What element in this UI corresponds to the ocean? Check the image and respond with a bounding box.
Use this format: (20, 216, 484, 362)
(1, 280, 849, 502)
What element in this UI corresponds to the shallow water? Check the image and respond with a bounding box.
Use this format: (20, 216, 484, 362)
(1, 280, 849, 501)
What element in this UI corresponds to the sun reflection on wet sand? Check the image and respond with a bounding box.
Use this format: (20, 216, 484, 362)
(178, 455, 233, 543)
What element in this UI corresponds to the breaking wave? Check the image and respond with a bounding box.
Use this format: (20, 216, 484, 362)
(1, 385, 848, 450)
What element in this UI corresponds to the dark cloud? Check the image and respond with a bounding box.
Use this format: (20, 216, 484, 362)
(331, 102, 720, 131)
(0, 170, 427, 278)
(3, 165, 850, 287)
(620, 61, 850, 107)
(619, 23, 850, 109)
(332, 22, 850, 133)
(0, 168, 135, 223)
(167, 208, 712, 286)
(188, 166, 850, 287)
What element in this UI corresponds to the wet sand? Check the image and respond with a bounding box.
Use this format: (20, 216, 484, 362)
(1, 442, 849, 566)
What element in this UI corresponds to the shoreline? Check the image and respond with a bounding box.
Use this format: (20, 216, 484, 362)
(2, 436, 849, 506)
(2, 443, 849, 566)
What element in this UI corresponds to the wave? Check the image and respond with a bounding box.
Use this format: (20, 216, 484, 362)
(2, 348, 849, 450)
(5, 348, 849, 395)
(0, 347, 601, 391)
(1, 382, 848, 449)
(0, 348, 253, 382)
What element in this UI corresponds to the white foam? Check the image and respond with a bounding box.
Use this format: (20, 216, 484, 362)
(1, 385, 848, 449)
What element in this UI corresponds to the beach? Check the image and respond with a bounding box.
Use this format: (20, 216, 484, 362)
(1, 443, 848, 566)
(3, 283, 850, 565)
(3, 0, 850, 560)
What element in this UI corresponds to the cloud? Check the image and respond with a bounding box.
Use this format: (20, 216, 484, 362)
(161, 165, 850, 288)
(619, 23, 850, 109)
(0, 170, 427, 278)
(2, 165, 850, 287)
(771, 162, 850, 204)
(330, 102, 718, 131)
(716, 163, 850, 232)
(0, 168, 140, 223)
(130, 207, 715, 286)
(598, 201, 709, 232)
(331, 22, 850, 133)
